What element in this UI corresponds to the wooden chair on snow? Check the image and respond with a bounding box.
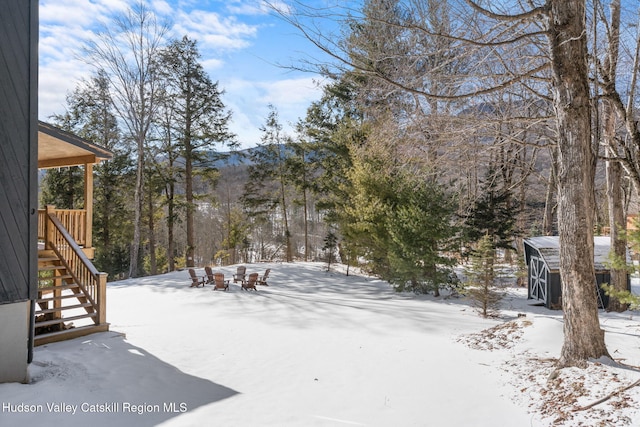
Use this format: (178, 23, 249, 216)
(204, 266, 216, 285)
(188, 269, 205, 288)
(257, 269, 271, 286)
(233, 266, 247, 284)
(242, 273, 258, 291)
(212, 272, 230, 291)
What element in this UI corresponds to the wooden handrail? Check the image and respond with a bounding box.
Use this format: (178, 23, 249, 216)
(45, 210, 107, 325)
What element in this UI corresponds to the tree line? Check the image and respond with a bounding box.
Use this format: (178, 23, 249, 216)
(41, 0, 640, 366)
(270, 0, 640, 368)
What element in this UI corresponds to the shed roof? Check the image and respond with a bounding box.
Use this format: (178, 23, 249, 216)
(38, 121, 113, 169)
(523, 236, 623, 271)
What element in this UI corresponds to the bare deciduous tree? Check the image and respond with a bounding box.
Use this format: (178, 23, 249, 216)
(596, 0, 629, 312)
(83, 1, 169, 277)
(546, 0, 610, 365)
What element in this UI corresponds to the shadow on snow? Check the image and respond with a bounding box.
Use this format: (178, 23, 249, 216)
(1, 331, 237, 427)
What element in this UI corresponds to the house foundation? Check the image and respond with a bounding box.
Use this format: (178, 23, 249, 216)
(0, 302, 30, 383)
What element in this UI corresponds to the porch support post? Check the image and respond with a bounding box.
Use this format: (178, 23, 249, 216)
(96, 273, 107, 325)
(45, 205, 56, 249)
(84, 163, 93, 250)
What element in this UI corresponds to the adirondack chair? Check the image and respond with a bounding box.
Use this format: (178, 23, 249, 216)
(213, 272, 230, 291)
(242, 273, 258, 291)
(188, 269, 205, 288)
(257, 269, 271, 286)
(204, 266, 216, 285)
(233, 265, 247, 284)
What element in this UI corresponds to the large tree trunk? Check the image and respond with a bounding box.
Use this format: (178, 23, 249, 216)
(185, 114, 195, 268)
(147, 184, 157, 275)
(605, 152, 629, 312)
(604, 98, 629, 312)
(167, 180, 176, 272)
(602, 0, 628, 312)
(549, 0, 610, 367)
(185, 151, 195, 268)
(303, 186, 309, 262)
(542, 149, 557, 235)
(129, 138, 144, 278)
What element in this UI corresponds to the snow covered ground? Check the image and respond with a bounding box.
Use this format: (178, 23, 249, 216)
(1, 262, 639, 427)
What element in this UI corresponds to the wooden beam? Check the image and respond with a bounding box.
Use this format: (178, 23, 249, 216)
(38, 154, 97, 169)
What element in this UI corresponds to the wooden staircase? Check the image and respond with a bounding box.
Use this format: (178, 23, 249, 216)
(35, 251, 108, 346)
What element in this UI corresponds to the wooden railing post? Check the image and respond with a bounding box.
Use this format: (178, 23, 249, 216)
(45, 205, 56, 249)
(84, 163, 94, 249)
(96, 273, 108, 325)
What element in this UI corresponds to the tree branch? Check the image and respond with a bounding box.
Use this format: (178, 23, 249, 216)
(572, 377, 640, 412)
(464, 0, 550, 22)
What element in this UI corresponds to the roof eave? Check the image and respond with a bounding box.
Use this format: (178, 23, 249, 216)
(38, 121, 114, 168)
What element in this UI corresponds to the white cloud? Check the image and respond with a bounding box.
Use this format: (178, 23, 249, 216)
(221, 76, 325, 147)
(171, 9, 258, 51)
(201, 58, 225, 71)
(263, 0, 293, 16)
(39, 1, 109, 120)
(225, 0, 291, 16)
(40, 2, 95, 27)
(40, 0, 130, 25)
(150, 0, 173, 15)
(256, 76, 324, 106)
(39, 59, 92, 119)
(199, 33, 253, 50)
(37, 0, 327, 148)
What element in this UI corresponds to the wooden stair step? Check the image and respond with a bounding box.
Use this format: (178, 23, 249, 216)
(34, 323, 110, 347)
(38, 265, 67, 272)
(38, 256, 59, 263)
(35, 313, 97, 328)
(38, 283, 79, 292)
(36, 302, 94, 315)
(38, 274, 73, 282)
(37, 293, 83, 303)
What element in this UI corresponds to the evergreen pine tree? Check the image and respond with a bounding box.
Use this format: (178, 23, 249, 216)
(463, 169, 518, 256)
(48, 71, 134, 279)
(466, 234, 502, 317)
(40, 166, 84, 209)
(386, 172, 459, 295)
(156, 35, 236, 267)
(323, 230, 338, 271)
(243, 105, 294, 262)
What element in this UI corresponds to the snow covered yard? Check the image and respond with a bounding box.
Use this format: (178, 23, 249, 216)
(1, 262, 639, 426)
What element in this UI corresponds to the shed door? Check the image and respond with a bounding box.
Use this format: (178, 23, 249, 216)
(529, 255, 548, 302)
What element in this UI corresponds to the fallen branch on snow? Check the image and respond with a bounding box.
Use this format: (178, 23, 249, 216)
(572, 378, 640, 412)
(614, 358, 640, 370)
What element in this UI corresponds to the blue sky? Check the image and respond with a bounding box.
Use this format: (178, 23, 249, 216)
(38, 0, 333, 148)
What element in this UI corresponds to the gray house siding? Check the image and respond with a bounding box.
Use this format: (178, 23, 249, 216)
(0, 0, 38, 304)
(0, 0, 37, 383)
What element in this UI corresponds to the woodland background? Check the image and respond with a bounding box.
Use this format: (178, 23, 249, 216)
(39, 0, 640, 297)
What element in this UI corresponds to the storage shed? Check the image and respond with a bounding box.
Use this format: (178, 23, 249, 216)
(522, 236, 628, 309)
